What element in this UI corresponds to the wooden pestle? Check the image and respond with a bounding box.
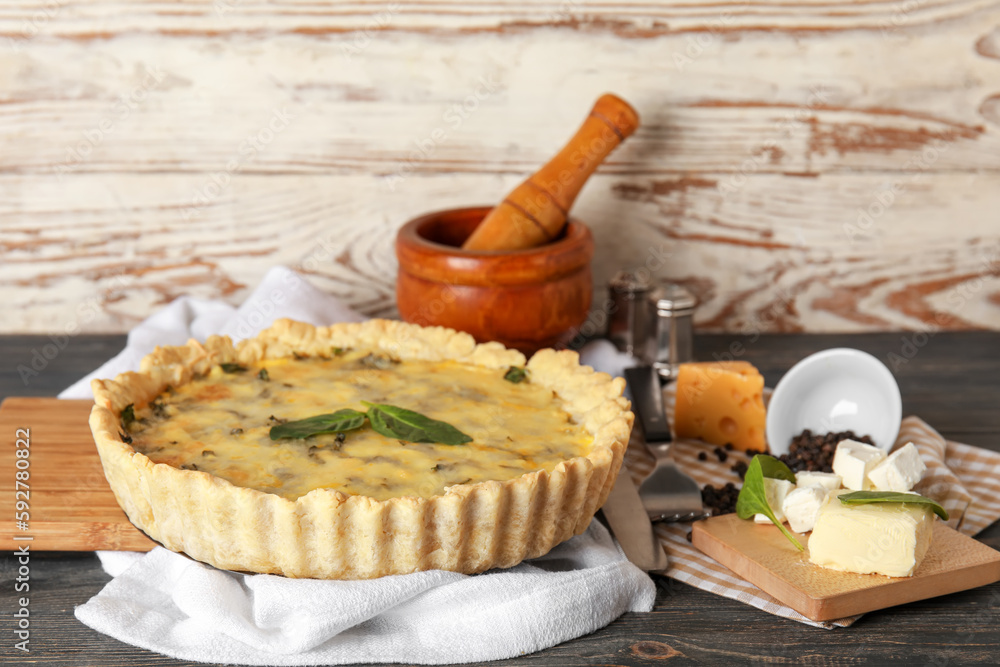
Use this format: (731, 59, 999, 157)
(462, 93, 639, 252)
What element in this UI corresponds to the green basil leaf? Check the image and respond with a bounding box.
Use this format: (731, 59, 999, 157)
(121, 404, 135, 427)
(362, 401, 472, 445)
(220, 363, 247, 374)
(269, 409, 366, 440)
(736, 455, 803, 551)
(503, 366, 528, 383)
(838, 490, 949, 521)
(257, 368, 270, 381)
(757, 454, 797, 485)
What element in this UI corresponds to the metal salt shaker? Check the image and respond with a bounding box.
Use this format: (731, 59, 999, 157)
(606, 271, 656, 360)
(650, 283, 699, 380)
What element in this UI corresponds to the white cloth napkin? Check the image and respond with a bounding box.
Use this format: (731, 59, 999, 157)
(69, 266, 655, 665)
(60, 267, 365, 399)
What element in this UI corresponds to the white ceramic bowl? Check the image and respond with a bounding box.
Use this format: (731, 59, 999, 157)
(765, 348, 901, 456)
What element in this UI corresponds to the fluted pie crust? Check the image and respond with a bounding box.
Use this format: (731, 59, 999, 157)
(89, 319, 632, 579)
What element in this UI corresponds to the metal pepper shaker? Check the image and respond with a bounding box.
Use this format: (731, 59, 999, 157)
(606, 271, 656, 360)
(649, 283, 699, 380)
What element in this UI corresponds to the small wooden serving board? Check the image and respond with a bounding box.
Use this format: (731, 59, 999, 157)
(0, 397, 156, 551)
(692, 513, 1000, 621)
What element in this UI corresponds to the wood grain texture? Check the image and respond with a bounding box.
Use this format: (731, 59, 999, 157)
(0, 397, 157, 551)
(693, 513, 1000, 622)
(1, 1, 999, 335)
(4, 173, 998, 335)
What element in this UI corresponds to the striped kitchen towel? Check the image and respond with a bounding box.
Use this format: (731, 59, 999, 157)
(624, 388, 1000, 629)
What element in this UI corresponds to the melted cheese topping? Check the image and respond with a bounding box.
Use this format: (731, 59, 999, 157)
(127, 352, 592, 501)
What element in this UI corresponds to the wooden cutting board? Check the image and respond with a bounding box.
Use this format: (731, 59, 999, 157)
(692, 513, 1000, 622)
(0, 397, 156, 551)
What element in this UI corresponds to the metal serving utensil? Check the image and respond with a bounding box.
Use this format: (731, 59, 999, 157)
(625, 365, 710, 523)
(599, 467, 669, 573)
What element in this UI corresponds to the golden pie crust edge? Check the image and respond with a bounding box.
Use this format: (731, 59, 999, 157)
(89, 318, 633, 579)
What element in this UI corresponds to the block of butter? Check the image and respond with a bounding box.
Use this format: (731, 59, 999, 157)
(674, 361, 766, 451)
(808, 491, 934, 577)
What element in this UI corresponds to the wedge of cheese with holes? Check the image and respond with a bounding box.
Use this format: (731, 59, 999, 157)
(674, 361, 766, 451)
(808, 490, 934, 577)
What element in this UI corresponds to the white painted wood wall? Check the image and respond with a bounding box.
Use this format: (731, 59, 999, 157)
(2, 1, 999, 335)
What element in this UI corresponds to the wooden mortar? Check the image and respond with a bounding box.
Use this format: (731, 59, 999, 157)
(395, 206, 594, 354)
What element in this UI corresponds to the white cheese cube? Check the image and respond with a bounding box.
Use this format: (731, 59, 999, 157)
(808, 490, 934, 577)
(832, 439, 886, 490)
(782, 485, 828, 533)
(754, 478, 795, 524)
(867, 442, 926, 492)
(794, 471, 842, 493)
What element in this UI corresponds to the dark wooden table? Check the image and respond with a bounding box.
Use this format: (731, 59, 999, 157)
(2, 332, 999, 666)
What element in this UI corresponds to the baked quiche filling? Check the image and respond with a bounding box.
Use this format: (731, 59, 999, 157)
(91, 319, 631, 578)
(124, 350, 592, 501)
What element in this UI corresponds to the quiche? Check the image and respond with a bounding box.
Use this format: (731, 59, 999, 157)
(89, 319, 632, 579)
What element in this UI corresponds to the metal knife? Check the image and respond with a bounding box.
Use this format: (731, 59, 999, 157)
(599, 466, 669, 573)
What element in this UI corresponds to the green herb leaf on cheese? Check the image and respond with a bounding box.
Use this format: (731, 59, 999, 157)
(838, 490, 949, 521)
(736, 455, 803, 551)
(503, 366, 528, 384)
(257, 368, 270, 381)
(269, 409, 366, 440)
(362, 401, 473, 445)
(121, 404, 135, 428)
(220, 363, 247, 374)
